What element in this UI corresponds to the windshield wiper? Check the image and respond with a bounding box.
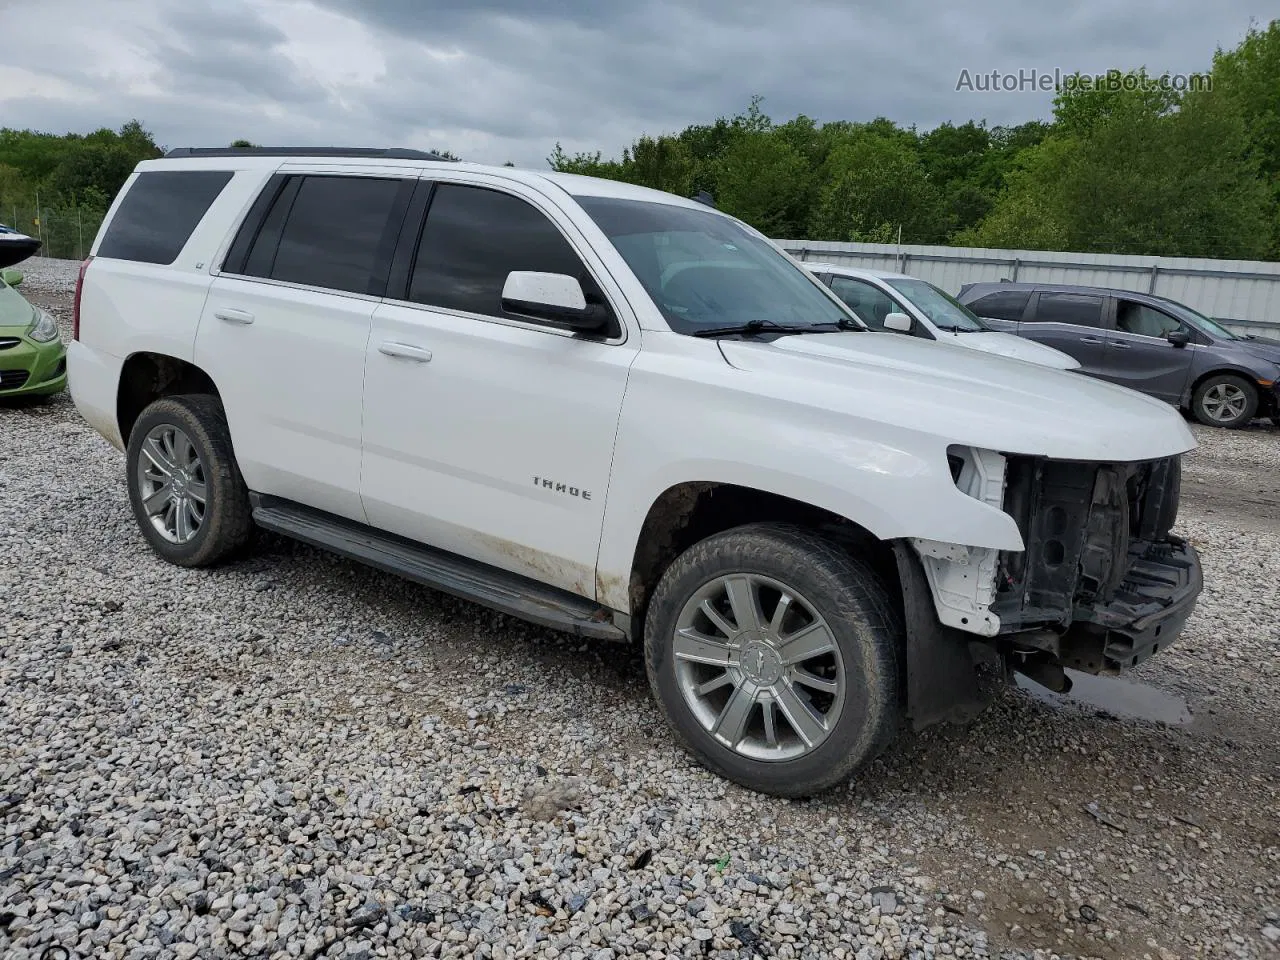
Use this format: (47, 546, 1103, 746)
(691, 318, 860, 338)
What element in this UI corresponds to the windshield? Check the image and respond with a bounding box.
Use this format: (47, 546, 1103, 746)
(884, 278, 989, 332)
(1151, 296, 1238, 340)
(574, 196, 855, 334)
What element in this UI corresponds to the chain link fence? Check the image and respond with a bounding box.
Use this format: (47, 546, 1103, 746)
(1, 199, 105, 261)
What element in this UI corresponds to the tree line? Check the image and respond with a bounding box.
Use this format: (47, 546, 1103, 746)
(0, 121, 163, 259)
(550, 21, 1280, 261)
(2, 20, 1276, 261)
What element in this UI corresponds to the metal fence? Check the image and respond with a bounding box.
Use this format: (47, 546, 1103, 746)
(1, 200, 104, 262)
(779, 239, 1280, 339)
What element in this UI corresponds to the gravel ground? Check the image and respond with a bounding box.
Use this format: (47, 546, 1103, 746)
(2, 260, 1278, 960)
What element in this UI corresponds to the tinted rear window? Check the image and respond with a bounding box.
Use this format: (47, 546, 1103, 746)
(1032, 292, 1105, 327)
(267, 176, 405, 295)
(968, 289, 1029, 321)
(97, 171, 233, 264)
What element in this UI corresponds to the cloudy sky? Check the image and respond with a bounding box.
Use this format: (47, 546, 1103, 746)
(0, 0, 1270, 168)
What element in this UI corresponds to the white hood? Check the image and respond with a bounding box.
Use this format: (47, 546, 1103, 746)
(718, 331, 1196, 463)
(940, 330, 1080, 370)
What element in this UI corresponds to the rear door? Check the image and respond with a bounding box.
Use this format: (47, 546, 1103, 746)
(196, 169, 414, 522)
(1018, 291, 1109, 375)
(1099, 297, 1197, 403)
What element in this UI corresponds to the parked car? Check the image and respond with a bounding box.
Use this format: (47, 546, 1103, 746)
(0, 266, 67, 399)
(804, 263, 1080, 370)
(0, 223, 41, 268)
(958, 281, 1280, 428)
(69, 147, 1203, 797)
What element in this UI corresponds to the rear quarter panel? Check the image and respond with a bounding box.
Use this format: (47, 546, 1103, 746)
(80, 165, 273, 366)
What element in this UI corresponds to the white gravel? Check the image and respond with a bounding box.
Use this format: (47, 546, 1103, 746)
(2, 264, 1278, 960)
(8, 256, 80, 294)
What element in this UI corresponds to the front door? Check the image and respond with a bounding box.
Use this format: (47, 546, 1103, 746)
(360, 180, 639, 598)
(1098, 298, 1197, 404)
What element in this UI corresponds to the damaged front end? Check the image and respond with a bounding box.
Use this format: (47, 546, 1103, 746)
(899, 446, 1202, 727)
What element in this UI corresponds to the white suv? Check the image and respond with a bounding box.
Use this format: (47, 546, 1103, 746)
(69, 148, 1204, 797)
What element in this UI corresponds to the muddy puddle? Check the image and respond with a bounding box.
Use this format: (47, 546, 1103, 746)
(1014, 668, 1193, 726)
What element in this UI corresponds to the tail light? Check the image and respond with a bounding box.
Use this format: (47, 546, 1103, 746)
(72, 256, 93, 341)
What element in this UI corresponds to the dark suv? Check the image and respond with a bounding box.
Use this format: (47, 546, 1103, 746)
(958, 282, 1280, 428)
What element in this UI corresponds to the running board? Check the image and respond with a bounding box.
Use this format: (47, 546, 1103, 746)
(250, 495, 627, 642)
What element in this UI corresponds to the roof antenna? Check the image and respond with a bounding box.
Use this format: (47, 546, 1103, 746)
(690, 190, 716, 208)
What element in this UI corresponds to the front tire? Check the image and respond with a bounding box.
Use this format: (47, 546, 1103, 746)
(1191, 374, 1257, 428)
(125, 395, 253, 567)
(643, 523, 902, 798)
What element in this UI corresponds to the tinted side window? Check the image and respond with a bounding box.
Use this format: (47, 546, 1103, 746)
(409, 184, 595, 320)
(968, 289, 1029, 321)
(1032, 292, 1105, 327)
(828, 277, 901, 330)
(266, 176, 404, 295)
(97, 171, 233, 264)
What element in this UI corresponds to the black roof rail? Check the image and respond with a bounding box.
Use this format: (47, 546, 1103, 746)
(163, 147, 454, 161)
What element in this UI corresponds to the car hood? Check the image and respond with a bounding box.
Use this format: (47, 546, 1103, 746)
(939, 330, 1081, 370)
(719, 332, 1197, 462)
(1236, 336, 1280, 367)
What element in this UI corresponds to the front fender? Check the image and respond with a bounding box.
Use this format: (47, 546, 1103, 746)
(594, 355, 1026, 614)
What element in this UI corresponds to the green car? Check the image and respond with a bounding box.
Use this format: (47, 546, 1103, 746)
(0, 266, 66, 399)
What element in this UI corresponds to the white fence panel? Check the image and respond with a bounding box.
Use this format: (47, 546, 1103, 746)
(779, 240, 1280, 338)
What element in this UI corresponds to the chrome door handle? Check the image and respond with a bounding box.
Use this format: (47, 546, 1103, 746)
(1111, 341, 1131, 349)
(378, 341, 432, 362)
(214, 308, 255, 325)
(1079, 336, 1102, 344)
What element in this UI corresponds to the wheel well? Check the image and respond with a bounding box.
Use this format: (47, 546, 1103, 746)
(1187, 368, 1271, 415)
(1189, 368, 1257, 398)
(627, 482, 899, 635)
(117, 353, 220, 446)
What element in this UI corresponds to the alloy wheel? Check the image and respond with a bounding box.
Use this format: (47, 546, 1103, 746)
(136, 424, 207, 544)
(1201, 383, 1249, 424)
(672, 573, 846, 762)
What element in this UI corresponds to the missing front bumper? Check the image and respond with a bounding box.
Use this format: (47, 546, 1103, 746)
(1057, 537, 1202, 674)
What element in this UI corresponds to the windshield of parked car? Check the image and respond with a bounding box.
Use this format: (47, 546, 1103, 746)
(1152, 296, 1239, 341)
(883, 278, 990, 332)
(574, 196, 857, 334)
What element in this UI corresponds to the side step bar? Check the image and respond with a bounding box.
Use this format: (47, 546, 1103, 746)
(250, 495, 627, 642)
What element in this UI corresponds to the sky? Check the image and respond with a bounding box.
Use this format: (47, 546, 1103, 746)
(0, 0, 1270, 169)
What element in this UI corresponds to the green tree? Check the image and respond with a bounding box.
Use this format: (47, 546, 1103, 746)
(965, 81, 1274, 258)
(810, 133, 947, 243)
(713, 131, 811, 236)
(1212, 19, 1280, 255)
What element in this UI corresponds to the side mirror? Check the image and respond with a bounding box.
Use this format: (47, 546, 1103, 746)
(501, 271, 611, 332)
(1167, 330, 1191, 347)
(1, 268, 22, 287)
(883, 311, 912, 333)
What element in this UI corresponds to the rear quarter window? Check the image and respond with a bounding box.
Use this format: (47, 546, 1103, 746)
(96, 170, 234, 265)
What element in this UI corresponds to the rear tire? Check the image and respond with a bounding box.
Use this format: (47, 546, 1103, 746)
(125, 394, 253, 567)
(1191, 374, 1257, 428)
(643, 523, 902, 798)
